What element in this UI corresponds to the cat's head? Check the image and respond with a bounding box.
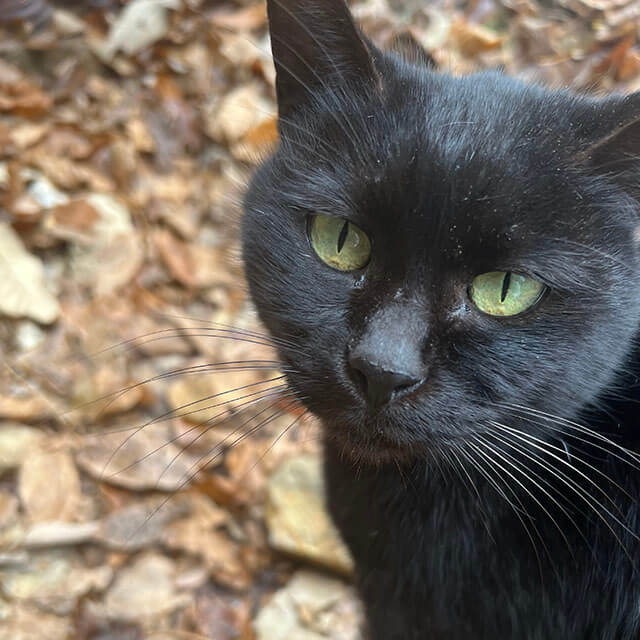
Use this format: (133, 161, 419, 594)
(242, 0, 640, 465)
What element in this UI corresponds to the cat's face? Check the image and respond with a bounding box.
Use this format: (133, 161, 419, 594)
(243, 0, 640, 464)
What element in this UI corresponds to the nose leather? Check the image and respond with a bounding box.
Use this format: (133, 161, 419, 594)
(348, 354, 423, 409)
(347, 302, 427, 410)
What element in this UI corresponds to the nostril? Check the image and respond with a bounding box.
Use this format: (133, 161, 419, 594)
(348, 353, 425, 410)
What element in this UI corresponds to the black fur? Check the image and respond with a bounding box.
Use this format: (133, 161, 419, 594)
(242, 1, 640, 637)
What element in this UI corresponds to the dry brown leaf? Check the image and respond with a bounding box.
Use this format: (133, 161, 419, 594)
(450, 19, 503, 56)
(0, 223, 60, 324)
(69, 194, 144, 296)
(109, 139, 137, 189)
(0, 393, 59, 422)
(18, 448, 83, 523)
(126, 117, 156, 153)
(0, 61, 52, 119)
(265, 455, 354, 575)
(0, 491, 19, 529)
(8, 194, 42, 224)
(44, 199, 100, 244)
(0, 603, 72, 640)
(71, 363, 145, 420)
(8, 123, 50, 151)
(97, 553, 191, 622)
(163, 515, 250, 591)
(210, 3, 267, 32)
(100, 0, 181, 60)
(155, 229, 236, 290)
(253, 571, 363, 640)
(44, 128, 95, 160)
(154, 229, 197, 289)
(76, 423, 200, 492)
(579, 0, 632, 8)
(232, 116, 279, 163)
(0, 424, 45, 473)
(204, 83, 275, 145)
(25, 151, 114, 192)
(189, 586, 253, 640)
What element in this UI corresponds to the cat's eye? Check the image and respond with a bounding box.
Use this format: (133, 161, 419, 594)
(470, 272, 545, 317)
(309, 214, 371, 272)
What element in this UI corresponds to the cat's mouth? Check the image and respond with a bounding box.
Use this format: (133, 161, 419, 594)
(323, 409, 428, 465)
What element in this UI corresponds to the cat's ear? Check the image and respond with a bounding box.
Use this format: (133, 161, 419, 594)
(388, 31, 437, 69)
(578, 93, 640, 176)
(266, 0, 380, 119)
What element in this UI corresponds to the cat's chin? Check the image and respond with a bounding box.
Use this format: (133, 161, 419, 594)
(323, 419, 423, 466)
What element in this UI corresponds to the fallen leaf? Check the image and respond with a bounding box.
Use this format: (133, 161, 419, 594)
(154, 229, 197, 288)
(23, 171, 69, 209)
(0, 424, 45, 473)
(204, 83, 275, 145)
(24, 151, 114, 191)
(0, 550, 113, 615)
(0, 393, 59, 422)
(69, 194, 144, 295)
(97, 553, 191, 622)
(0, 61, 52, 119)
(210, 3, 267, 32)
(18, 448, 83, 523)
(265, 455, 354, 575)
(97, 497, 190, 551)
(0, 603, 72, 640)
(76, 423, 200, 492)
(22, 521, 101, 549)
(0, 222, 60, 324)
(253, 571, 363, 640)
(0, 0, 52, 26)
(101, 0, 182, 60)
(163, 513, 250, 590)
(9, 123, 50, 151)
(450, 19, 503, 56)
(232, 116, 279, 163)
(52, 9, 85, 36)
(0, 491, 19, 529)
(126, 117, 155, 153)
(44, 199, 100, 244)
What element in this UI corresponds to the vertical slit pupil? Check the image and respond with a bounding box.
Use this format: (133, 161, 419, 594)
(337, 221, 350, 253)
(500, 272, 512, 303)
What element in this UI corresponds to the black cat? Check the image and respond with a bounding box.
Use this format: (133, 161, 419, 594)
(242, 1, 640, 637)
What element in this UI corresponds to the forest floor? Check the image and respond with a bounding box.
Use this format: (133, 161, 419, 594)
(1, 0, 639, 638)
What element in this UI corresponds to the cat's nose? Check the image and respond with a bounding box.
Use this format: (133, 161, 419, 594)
(347, 301, 427, 410)
(348, 354, 424, 410)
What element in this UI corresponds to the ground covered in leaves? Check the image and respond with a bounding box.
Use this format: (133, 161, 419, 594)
(0, 0, 639, 638)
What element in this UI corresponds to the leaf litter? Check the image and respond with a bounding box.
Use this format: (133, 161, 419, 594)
(0, 0, 638, 637)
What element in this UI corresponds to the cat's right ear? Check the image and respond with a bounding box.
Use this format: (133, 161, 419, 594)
(266, 0, 380, 120)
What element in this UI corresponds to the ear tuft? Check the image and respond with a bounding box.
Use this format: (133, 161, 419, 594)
(266, 0, 380, 120)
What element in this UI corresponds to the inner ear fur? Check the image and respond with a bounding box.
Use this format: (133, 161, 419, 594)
(266, 0, 380, 120)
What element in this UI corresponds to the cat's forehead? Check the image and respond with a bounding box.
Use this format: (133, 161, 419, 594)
(305, 75, 579, 236)
(302, 70, 577, 222)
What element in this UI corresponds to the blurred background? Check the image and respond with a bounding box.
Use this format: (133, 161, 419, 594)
(0, 0, 639, 638)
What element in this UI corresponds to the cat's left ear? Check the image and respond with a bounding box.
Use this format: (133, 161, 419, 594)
(578, 92, 640, 174)
(266, 0, 381, 120)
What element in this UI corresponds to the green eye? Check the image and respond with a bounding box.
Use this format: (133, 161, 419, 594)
(309, 214, 371, 271)
(470, 271, 545, 317)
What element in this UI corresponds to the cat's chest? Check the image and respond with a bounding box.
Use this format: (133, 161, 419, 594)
(323, 441, 640, 640)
